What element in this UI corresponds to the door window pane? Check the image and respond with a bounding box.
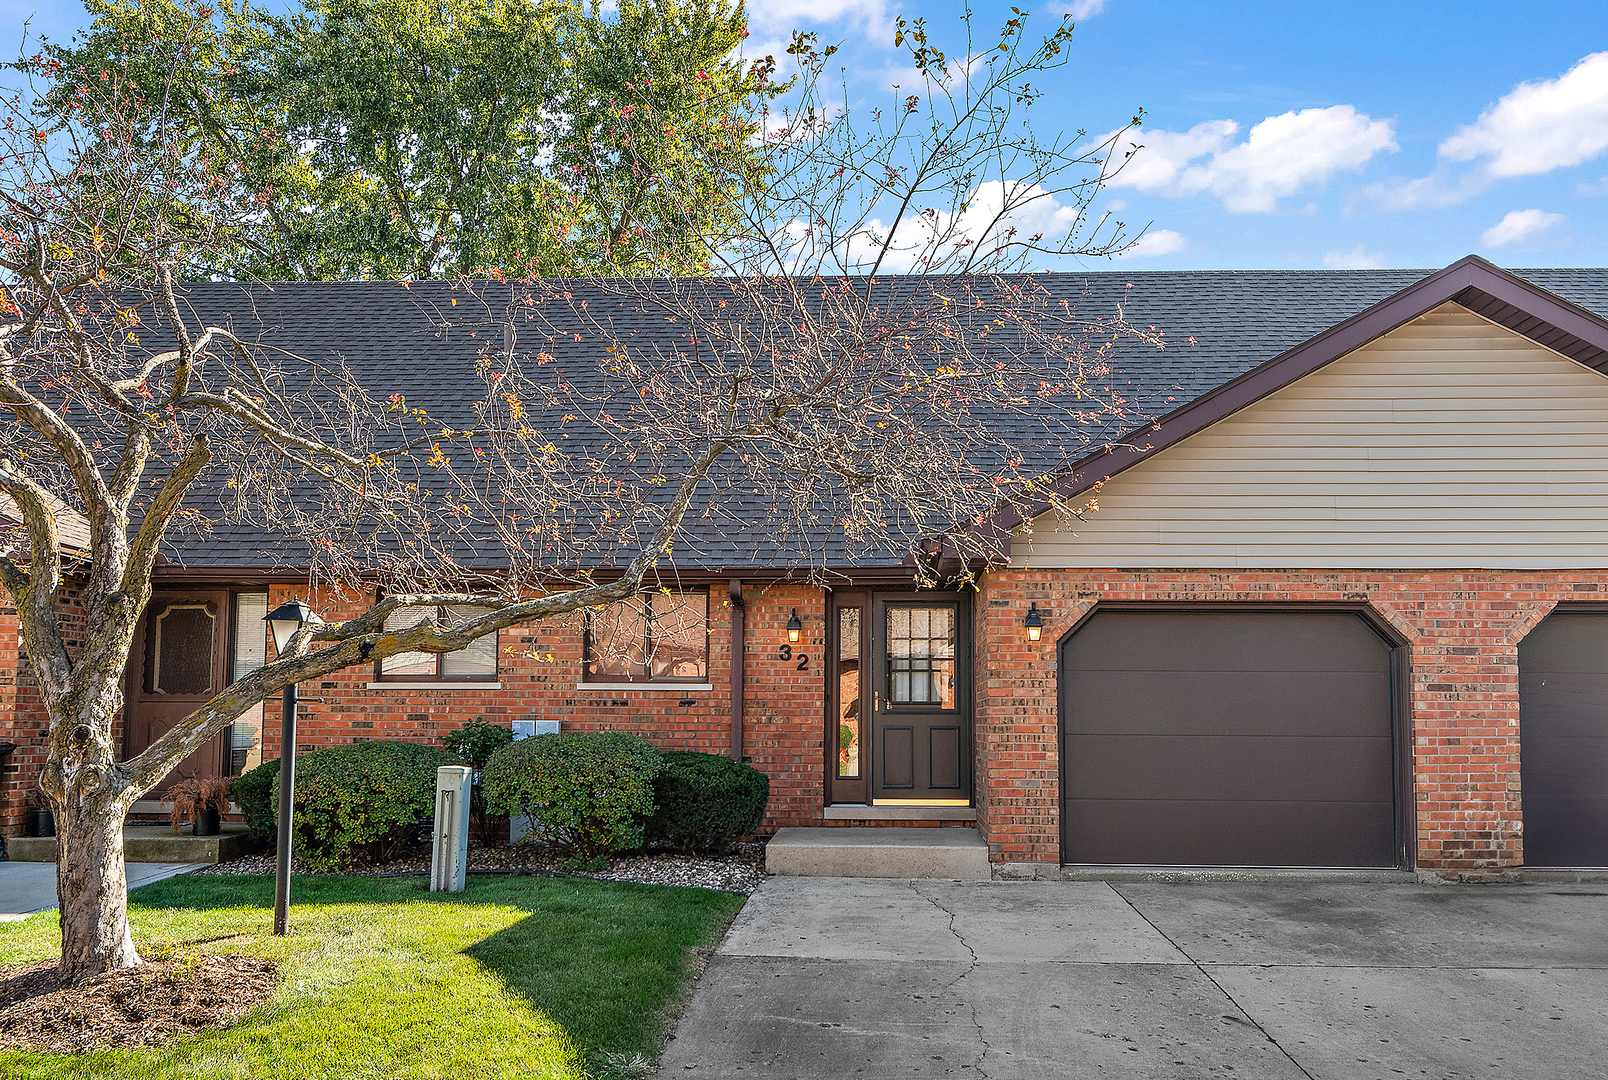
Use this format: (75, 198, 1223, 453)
(231, 593, 267, 775)
(838, 606, 861, 778)
(886, 605, 956, 708)
(146, 602, 216, 695)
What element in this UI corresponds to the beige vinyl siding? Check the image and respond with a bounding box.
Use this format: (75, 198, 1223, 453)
(1013, 303, 1608, 569)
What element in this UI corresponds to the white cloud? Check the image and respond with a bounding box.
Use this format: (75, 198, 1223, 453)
(1104, 119, 1238, 192)
(1115, 228, 1186, 258)
(1322, 245, 1386, 269)
(1069, 0, 1108, 17)
(744, 0, 895, 38)
(1099, 106, 1396, 213)
(1480, 208, 1566, 247)
(1441, 52, 1608, 177)
(769, 180, 1091, 273)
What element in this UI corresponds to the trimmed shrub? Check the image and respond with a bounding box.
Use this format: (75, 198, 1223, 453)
(646, 751, 770, 854)
(233, 757, 280, 846)
(271, 740, 461, 871)
(440, 717, 514, 769)
(483, 732, 662, 860)
(441, 718, 516, 846)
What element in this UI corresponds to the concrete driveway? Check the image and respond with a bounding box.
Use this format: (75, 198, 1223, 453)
(657, 877, 1608, 1079)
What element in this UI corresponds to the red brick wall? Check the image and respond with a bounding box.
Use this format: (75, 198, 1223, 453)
(974, 567, 1608, 875)
(1, 580, 92, 839)
(252, 581, 836, 834)
(0, 576, 931, 843)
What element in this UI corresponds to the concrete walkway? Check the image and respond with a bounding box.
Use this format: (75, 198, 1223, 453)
(657, 877, 1608, 1079)
(0, 861, 202, 922)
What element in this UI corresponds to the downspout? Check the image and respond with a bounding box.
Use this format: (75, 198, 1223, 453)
(728, 579, 744, 761)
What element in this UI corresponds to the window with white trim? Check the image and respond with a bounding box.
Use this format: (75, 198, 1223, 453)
(376, 604, 498, 680)
(584, 590, 708, 683)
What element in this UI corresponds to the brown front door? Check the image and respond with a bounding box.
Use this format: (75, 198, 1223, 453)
(828, 591, 974, 806)
(124, 592, 232, 794)
(869, 593, 971, 804)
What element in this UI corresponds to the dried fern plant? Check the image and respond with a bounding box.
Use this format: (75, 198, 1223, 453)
(168, 777, 234, 834)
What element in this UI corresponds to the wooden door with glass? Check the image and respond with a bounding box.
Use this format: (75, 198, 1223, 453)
(828, 591, 971, 806)
(124, 592, 233, 794)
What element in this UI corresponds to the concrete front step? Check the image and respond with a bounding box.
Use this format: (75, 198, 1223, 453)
(766, 826, 991, 880)
(7, 823, 251, 864)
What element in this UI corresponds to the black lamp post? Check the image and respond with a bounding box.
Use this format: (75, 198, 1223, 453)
(264, 598, 322, 936)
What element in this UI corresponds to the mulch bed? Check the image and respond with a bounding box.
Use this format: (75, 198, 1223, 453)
(194, 839, 769, 894)
(0, 954, 276, 1054)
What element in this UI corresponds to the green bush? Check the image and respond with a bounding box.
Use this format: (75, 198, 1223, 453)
(271, 740, 462, 870)
(440, 717, 514, 769)
(645, 751, 770, 854)
(233, 757, 280, 846)
(483, 732, 662, 860)
(441, 718, 516, 846)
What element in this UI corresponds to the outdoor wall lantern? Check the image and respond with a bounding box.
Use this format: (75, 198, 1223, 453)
(1024, 602, 1044, 642)
(786, 609, 803, 644)
(263, 598, 323, 937)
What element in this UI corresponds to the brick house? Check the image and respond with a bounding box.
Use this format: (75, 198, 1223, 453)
(5, 255, 1608, 877)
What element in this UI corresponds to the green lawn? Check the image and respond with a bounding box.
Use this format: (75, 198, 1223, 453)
(0, 873, 746, 1080)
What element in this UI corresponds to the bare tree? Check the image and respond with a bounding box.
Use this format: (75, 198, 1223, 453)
(1, 7, 1156, 981)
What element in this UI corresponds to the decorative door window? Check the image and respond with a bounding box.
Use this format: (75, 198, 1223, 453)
(144, 602, 217, 695)
(886, 605, 956, 709)
(837, 606, 861, 778)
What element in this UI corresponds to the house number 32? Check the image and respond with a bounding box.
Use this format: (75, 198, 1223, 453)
(778, 643, 809, 670)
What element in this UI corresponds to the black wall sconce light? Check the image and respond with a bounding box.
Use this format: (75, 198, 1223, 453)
(1024, 602, 1044, 642)
(786, 609, 803, 643)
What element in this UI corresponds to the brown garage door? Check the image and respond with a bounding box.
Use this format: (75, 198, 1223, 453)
(1519, 613, 1608, 868)
(1060, 610, 1397, 867)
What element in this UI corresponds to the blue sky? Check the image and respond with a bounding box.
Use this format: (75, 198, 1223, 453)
(8, 0, 1607, 271)
(741, 0, 1608, 271)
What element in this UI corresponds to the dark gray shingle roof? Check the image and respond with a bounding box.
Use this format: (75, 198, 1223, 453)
(146, 265, 1608, 571)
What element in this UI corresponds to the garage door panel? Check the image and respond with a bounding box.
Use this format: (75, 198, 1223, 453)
(1063, 799, 1396, 867)
(1523, 797, 1608, 867)
(1059, 610, 1397, 868)
(1064, 734, 1394, 802)
(1516, 677, 1608, 738)
(1519, 615, 1608, 673)
(1063, 612, 1390, 673)
(1064, 670, 1392, 737)
(1521, 736, 1608, 794)
(1520, 613, 1608, 867)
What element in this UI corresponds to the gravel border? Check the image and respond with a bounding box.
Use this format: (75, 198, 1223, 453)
(193, 840, 767, 895)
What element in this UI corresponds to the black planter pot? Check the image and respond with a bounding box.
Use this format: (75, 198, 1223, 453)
(29, 808, 55, 837)
(192, 808, 221, 836)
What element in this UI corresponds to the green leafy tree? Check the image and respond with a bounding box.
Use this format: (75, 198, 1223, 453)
(44, 0, 775, 278)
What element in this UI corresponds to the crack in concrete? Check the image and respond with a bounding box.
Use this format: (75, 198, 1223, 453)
(1109, 882, 1318, 1080)
(908, 881, 991, 1080)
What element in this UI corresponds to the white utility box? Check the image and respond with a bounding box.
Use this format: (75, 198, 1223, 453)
(431, 765, 473, 892)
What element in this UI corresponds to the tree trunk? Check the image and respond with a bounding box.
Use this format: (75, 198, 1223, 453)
(55, 794, 140, 980)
